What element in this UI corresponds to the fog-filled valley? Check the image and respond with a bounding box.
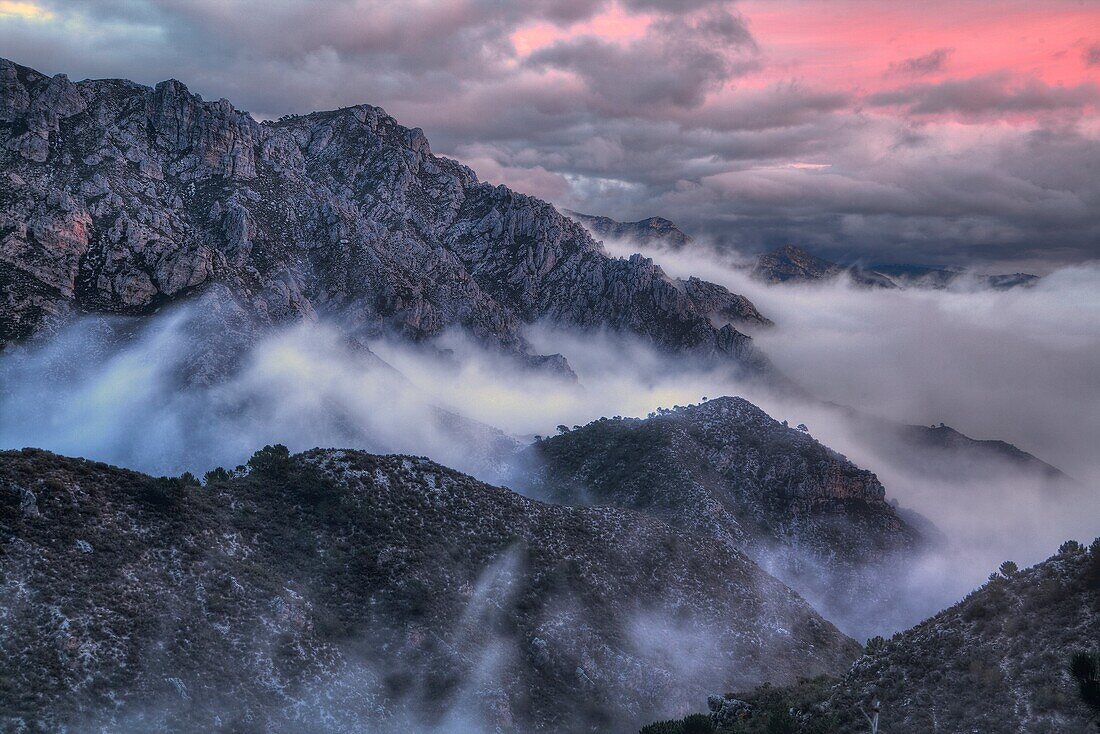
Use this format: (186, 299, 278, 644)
(4, 248, 1097, 635)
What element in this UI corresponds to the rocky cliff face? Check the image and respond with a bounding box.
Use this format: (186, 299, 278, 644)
(0, 58, 769, 379)
(680, 276, 773, 330)
(0, 446, 859, 733)
(516, 397, 926, 637)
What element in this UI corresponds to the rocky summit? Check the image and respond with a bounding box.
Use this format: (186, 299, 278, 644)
(515, 397, 926, 638)
(564, 210, 694, 251)
(0, 58, 769, 379)
(0, 447, 859, 733)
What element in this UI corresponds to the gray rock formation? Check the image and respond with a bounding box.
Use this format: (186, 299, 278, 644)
(0, 446, 859, 733)
(0, 58, 769, 380)
(681, 275, 773, 329)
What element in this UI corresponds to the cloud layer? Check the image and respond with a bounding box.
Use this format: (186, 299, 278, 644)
(2, 249, 1097, 632)
(2, 0, 1098, 265)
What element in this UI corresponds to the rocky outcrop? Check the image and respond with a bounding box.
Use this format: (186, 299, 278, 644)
(516, 397, 926, 637)
(751, 246, 1039, 291)
(0, 446, 859, 732)
(751, 245, 898, 289)
(565, 210, 693, 250)
(681, 275, 773, 329)
(0, 58, 769, 379)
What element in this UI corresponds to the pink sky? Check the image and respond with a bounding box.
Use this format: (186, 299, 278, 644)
(3, 0, 1098, 262)
(514, 0, 1099, 97)
(740, 0, 1098, 86)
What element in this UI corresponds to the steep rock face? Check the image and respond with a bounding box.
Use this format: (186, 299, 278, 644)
(0, 58, 768, 377)
(821, 546, 1100, 733)
(565, 210, 693, 250)
(0, 447, 858, 733)
(518, 397, 925, 637)
(681, 276, 773, 329)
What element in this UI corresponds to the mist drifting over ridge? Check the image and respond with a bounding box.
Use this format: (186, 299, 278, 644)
(2, 240, 1098, 636)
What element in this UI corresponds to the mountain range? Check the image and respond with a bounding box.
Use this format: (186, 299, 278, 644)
(0, 58, 1091, 734)
(749, 245, 1039, 291)
(561, 208, 1040, 292)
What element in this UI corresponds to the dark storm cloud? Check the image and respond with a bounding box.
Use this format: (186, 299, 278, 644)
(887, 47, 954, 77)
(870, 73, 1100, 116)
(525, 8, 757, 110)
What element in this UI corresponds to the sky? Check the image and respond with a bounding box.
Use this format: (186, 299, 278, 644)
(2, 0, 1099, 266)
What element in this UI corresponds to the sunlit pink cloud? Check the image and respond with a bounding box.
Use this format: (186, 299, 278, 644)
(513, 8, 651, 55)
(738, 0, 1099, 90)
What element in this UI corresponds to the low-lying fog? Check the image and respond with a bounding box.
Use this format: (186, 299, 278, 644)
(2, 242, 1097, 635)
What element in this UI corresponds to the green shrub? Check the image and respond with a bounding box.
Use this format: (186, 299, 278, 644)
(1059, 539, 1083, 555)
(204, 467, 232, 484)
(247, 444, 291, 474)
(1087, 539, 1100, 589)
(764, 707, 797, 734)
(865, 635, 887, 655)
(682, 714, 715, 734)
(139, 476, 189, 509)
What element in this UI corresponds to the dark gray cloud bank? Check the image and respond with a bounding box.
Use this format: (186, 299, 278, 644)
(2, 0, 1099, 266)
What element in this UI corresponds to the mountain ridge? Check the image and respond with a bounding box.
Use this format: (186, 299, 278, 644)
(0, 445, 860, 732)
(0, 57, 772, 383)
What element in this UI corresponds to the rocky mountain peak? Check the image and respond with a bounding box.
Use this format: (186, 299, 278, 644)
(565, 209, 694, 250)
(0, 57, 772, 383)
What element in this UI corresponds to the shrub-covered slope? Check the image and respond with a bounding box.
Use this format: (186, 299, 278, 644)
(0, 446, 859, 732)
(821, 543, 1100, 733)
(638, 543, 1100, 733)
(520, 397, 925, 637)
